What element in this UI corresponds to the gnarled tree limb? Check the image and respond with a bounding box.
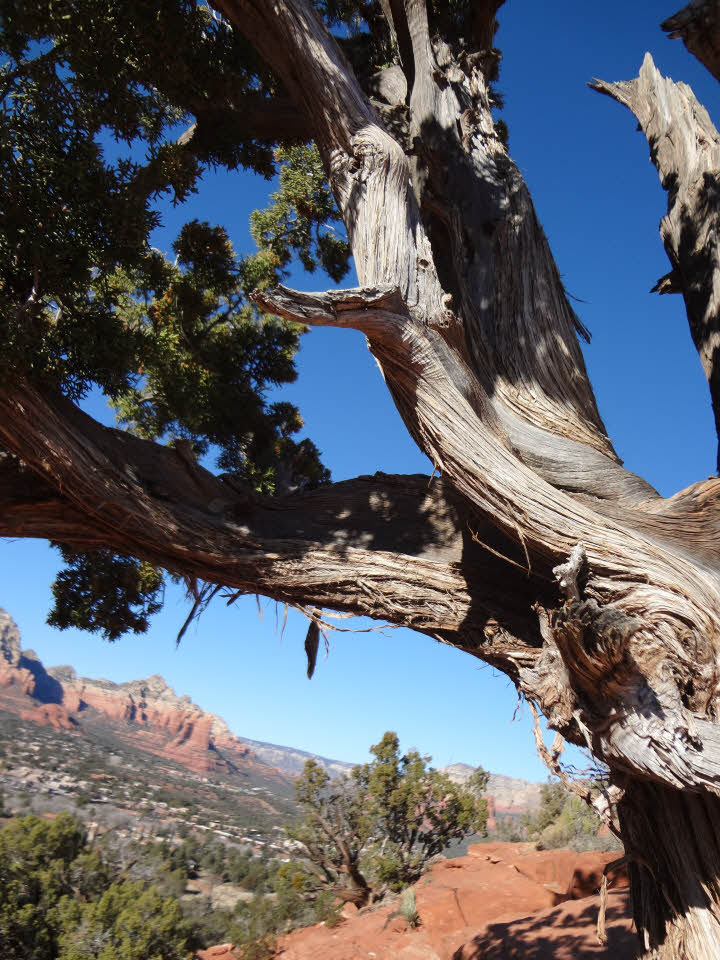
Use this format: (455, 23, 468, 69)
(178, 92, 311, 148)
(0, 379, 547, 673)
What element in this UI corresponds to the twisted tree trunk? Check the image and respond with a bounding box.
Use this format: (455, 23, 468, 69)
(2, 1, 720, 955)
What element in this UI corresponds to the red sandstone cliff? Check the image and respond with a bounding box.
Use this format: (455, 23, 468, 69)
(0, 607, 284, 781)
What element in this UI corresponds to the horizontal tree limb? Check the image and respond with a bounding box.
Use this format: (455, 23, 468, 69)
(0, 380, 546, 671)
(178, 92, 311, 148)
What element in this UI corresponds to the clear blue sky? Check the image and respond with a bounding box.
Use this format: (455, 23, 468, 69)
(1, 1, 717, 780)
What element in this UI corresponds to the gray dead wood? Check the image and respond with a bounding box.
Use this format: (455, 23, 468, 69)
(592, 54, 720, 471)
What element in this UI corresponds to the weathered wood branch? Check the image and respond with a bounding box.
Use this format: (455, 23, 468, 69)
(0, 0, 716, 806)
(591, 54, 720, 470)
(255, 283, 720, 792)
(378, 0, 415, 88)
(663, 0, 720, 83)
(0, 380, 546, 670)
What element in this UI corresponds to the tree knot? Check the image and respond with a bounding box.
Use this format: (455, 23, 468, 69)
(549, 598, 641, 700)
(553, 543, 587, 603)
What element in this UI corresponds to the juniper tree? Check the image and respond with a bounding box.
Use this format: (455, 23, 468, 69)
(288, 732, 488, 905)
(3, 1, 720, 956)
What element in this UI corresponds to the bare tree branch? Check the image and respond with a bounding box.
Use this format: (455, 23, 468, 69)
(178, 92, 311, 148)
(591, 54, 720, 469)
(0, 380, 546, 670)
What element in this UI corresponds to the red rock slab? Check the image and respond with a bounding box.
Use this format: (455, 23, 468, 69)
(275, 852, 577, 960)
(415, 856, 559, 956)
(20, 703, 77, 731)
(453, 890, 636, 960)
(467, 844, 627, 900)
(197, 945, 236, 959)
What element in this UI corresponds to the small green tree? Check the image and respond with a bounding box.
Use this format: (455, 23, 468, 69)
(55, 881, 196, 960)
(0, 812, 201, 960)
(287, 732, 488, 906)
(524, 779, 622, 853)
(0, 812, 86, 960)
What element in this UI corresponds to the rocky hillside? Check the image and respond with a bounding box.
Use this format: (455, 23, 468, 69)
(236, 746, 543, 822)
(234, 736, 355, 779)
(442, 762, 542, 814)
(199, 843, 634, 960)
(0, 607, 289, 786)
(0, 609, 543, 822)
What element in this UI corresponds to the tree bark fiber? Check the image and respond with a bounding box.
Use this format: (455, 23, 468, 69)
(620, 779, 720, 958)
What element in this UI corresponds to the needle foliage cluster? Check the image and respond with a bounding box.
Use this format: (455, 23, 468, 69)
(0, 0, 359, 638)
(286, 731, 488, 902)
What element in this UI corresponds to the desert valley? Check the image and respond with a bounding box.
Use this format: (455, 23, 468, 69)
(0, 606, 633, 958)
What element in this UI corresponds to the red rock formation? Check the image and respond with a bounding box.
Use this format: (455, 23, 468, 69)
(485, 796, 497, 832)
(20, 703, 77, 732)
(454, 890, 632, 960)
(0, 609, 288, 786)
(0, 609, 35, 694)
(197, 845, 633, 960)
(467, 842, 627, 903)
(197, 946, 236, 960)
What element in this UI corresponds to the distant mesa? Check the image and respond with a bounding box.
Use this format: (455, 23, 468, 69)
(0, 608, 21, 667)
(441, 761, 542, 824)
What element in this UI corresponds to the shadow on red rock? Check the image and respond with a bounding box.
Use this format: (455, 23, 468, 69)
(452, 891, 637, 959)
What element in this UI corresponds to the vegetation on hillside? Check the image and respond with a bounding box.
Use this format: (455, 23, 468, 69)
(492, 778, 622, 853)
(0, 807, 343, 960)
(0, 812, 196, 960)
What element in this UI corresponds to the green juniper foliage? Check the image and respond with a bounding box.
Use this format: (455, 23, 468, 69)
(47, 547, 165, 641)
(288, 731, 488, 900)
(522, 779, 622, 853)
(0, 812, 199, 960)
(0, 0, 355, 639)
(1, 0, 504, 640)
